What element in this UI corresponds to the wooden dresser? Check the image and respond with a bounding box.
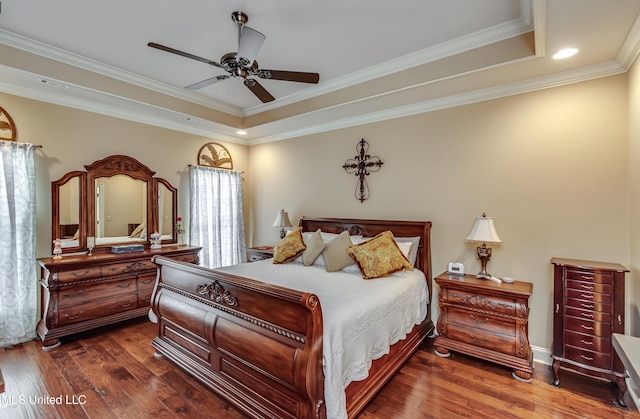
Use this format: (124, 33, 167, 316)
(37, 245, 200, 349)
(434, 272, 533, 382)
(550, 258, 628, 407)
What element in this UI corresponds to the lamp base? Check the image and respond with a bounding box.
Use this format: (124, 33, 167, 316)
(475, 242, 492, 279)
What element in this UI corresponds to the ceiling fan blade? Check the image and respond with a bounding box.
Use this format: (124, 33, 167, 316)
(258, 70, 319, 84)
(185, 75, 230, 90)
(148, 42, 222, 68)
(244, 79, 275, 103)
(237, 26, 265, 67)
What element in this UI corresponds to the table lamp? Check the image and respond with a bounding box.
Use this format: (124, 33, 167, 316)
(272, 209, 293, 239)
(465, 213, 502, 278)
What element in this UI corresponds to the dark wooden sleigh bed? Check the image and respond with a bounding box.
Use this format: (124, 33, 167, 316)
(149, 217, 434, 418)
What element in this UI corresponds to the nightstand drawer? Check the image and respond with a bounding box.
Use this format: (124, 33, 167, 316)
(447, 308, 515, 337)
(447, 324, 515, 354)
(564, 331, 611, 354)
(445, 289, 516, 317)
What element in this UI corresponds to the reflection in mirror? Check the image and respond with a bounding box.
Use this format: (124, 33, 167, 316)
(58, 176, 80, 248)
(95, 175, 147, 245)
(155, 178, 177, 243)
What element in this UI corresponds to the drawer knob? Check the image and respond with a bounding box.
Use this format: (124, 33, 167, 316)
(116, 282, 133, 288)
(62, 290, 83, 298)
(580, 340, 594, 346)
(580, 324, 594, 331)
(555, 303, 559, 314)
(581, 303, 594, 309)
(580, 275, 594, 280)
(580, 354, 594, 361)
(581, 312, 594, 318)
(71, 270, 91, 278)
(580, 284, 594, 290)
(581, 294, 594, 299)
(65, 311, 84, 320)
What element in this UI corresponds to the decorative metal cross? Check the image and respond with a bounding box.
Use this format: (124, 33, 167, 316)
(342, 139, 384, 203)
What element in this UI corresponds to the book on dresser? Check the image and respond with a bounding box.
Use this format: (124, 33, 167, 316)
(37, 245, 201, 349)
(550, 257, 629, 408)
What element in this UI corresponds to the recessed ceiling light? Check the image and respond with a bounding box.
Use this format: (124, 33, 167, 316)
(553, 48, 579, 60)
(236, 130, 247, 135)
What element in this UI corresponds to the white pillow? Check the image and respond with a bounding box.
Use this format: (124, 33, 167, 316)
(395, 236, 420, 267)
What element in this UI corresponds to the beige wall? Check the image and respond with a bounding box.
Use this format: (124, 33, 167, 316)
(629, 57, 640, 337)
(0, 92, 250, 258)
(249, 75, 630, 352)
(1, 70, 634, 356)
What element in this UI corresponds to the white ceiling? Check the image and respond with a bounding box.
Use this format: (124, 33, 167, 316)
(1, 0, 640, 144)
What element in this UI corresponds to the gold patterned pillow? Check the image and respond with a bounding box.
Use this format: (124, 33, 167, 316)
(347, 230, 412, 279)
(273, 228, 306, 264)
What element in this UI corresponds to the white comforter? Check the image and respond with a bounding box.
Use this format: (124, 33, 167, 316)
(215, 259, 428, 419)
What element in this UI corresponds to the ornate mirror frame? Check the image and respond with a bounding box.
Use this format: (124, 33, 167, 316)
(51, 155, 178, 254)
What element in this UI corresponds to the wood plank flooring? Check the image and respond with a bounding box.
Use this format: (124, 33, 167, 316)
(0, 318, 638, 418)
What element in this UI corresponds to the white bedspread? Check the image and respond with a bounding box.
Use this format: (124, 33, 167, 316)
(215, 259, 428, 419)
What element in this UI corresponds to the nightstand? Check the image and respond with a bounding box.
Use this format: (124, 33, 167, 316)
(434, 272, 534, 382)
(246, 246, 274, 262)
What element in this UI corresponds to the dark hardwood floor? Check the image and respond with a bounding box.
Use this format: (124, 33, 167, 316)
(0, 317, 637, 418)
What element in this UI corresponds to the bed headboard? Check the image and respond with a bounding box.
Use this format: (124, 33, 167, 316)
(299, 217, 433, 296)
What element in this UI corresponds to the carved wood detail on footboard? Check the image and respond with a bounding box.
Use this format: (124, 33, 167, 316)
(150, 256, 326, 419)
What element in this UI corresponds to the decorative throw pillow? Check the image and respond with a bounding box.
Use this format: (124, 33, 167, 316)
(273, 227, 306, 264)
(129, 222, 145, 238)
(302, 229, 325, 266)
(321, 230, 355, 272)
(347, 230, 412, 279)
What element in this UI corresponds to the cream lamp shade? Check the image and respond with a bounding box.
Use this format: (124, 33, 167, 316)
(272, 209, 293, 239)
(465, 214, 502, 244)
(465, 213, 501, 278)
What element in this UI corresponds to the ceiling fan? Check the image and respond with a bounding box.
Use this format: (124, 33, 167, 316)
(148, 11, 320, 103)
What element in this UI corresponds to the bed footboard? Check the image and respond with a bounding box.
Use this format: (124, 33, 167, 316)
(150, 256, 326, 419)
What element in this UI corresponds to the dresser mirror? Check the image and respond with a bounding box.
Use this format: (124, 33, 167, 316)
(52, 171, 86, 253)
(51, 155, 178, 254)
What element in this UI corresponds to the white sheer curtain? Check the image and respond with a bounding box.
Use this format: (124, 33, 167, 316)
(0, 140, 37, 347)
(190, 165, 245, 268)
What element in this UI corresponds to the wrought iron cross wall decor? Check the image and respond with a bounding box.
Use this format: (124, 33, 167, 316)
(342, 139, 384, 203)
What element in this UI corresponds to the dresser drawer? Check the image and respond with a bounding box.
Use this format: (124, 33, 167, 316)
(172, 254, 198, 264)
(58, 278, 136, 307)
(565, 316, 611, 337)
(138, 289, 153, 307)
(58, 294, 138, 326)
(565, 345, 611, 370)
(565, 306, 610, 323)
(446, 323, 515, 355)
(445, 289, 516, 316)
(566, 279, 610, 295)
(565, 288, 609, 304)
(566, 269, 611, 284)
(564, 331, 611, 354)
(137, 273, 156, 291)
(56, 267, 102, 283)
(565, 297, 610, 313)
(101, 260, 156, 276)
(447, 308, 515, 337)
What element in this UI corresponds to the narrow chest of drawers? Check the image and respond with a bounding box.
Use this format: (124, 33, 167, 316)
(550, 258, 628, 407)
(434, 273, 533, 382)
